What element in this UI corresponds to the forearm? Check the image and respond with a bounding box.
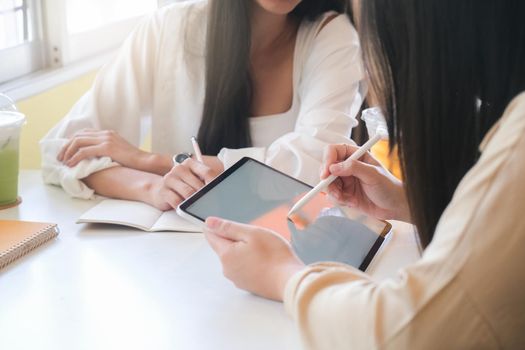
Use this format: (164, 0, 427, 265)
(392, 182, 412, 223)
(135, 152, 174, 176)
(136, 154, 223, 177)
(82, 166, 160, 203)
(284, 264, 380, 350)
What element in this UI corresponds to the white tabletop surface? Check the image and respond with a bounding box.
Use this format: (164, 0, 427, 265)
(0, 171, 421, 350)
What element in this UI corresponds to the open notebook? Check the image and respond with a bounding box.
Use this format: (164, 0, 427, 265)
(77, 199, 201, 232)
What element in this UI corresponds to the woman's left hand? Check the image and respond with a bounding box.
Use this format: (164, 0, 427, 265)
(58, 129, 149, 169)
(204, 217, 305, 301)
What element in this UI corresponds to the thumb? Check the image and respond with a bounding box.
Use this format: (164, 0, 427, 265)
(205, 231, 234, 256)
(205, 217, 252, 242)
(329, 159, 379, 184)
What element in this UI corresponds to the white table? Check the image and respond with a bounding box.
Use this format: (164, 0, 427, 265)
(0, 171, 421, 350)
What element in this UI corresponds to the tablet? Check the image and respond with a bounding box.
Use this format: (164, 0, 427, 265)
(177, 157, 391, 271)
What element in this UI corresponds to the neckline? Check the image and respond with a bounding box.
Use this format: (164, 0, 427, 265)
(250, 18, 304, 120)
(249, 12, 340, 120)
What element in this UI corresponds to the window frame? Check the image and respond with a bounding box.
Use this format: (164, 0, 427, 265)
(1, 0, 160, 88)
(43, 0, 158, 67)
(0, 0, 45, 83)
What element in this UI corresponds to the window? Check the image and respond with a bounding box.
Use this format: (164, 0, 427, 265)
(0, 0, 33, 49)
(45, 0, 157, 67)
(62, 0, 157, 63)
(67, 0, 157, 35)
(0, 0, 158, 85)
(0, 0, 43, 83)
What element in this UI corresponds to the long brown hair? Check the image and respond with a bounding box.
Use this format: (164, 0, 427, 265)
(360, 0, 525, 246)
(197, 0, 352, 155)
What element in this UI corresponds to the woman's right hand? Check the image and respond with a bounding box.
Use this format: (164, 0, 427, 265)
(321, 144, 411, 222)
(147, 158, 220, 211)
(146, 176, 174, 211)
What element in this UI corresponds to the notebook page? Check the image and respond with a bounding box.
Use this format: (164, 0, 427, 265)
(152, 210, 201, 232)
(77, 199, 161, 231)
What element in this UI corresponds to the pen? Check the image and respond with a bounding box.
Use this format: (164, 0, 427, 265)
(287, 133, 383, 218)
(191, 136, 203, 163)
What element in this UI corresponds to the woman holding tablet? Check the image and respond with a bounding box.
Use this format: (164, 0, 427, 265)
(40, 0, 364, 210)
(204, 0, 525, 348)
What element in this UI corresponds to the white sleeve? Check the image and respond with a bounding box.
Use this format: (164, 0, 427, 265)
(219, 15, 365, 186)
(39, 10, 165, 199)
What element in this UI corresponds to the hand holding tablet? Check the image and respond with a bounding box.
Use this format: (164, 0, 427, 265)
(178, 157, 391, 271)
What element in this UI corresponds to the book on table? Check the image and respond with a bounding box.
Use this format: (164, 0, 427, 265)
(77, 199, 201, 232)
(0, 220, 59, 270)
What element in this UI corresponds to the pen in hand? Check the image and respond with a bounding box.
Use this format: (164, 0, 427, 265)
(191, 136, 203, 163)
(288, 109, 389, 218)
(287, 134, 383, 218)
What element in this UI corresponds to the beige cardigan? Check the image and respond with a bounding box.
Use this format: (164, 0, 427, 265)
(284, 92, 525, 349)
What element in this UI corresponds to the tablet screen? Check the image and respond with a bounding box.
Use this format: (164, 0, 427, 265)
(180, 158, 390, 271)
(184, 158, 310, 227)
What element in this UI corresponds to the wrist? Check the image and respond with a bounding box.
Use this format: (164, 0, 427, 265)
(140, 173, 163, 204)
(393, 184, 412, 223)
(140, 153, 174, 175)
(275, 260, 305, 301)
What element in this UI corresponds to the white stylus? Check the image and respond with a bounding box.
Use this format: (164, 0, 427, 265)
(287, 133, 383, 218)
(288, 107, 389, 218)
(191, 136, 203, 163)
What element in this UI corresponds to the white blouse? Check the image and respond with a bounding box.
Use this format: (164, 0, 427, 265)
(40, 0, 365, 199)
(284, 92, 525, 349)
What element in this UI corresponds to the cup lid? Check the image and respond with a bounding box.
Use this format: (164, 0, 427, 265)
(0, 93, 17, 112)
(0, 111, 26, 128)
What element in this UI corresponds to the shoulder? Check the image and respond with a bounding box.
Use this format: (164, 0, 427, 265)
(134, 0, 206, 56)
(295, 12, 364, 88)
(449, 92, 525, 203)
(156, 0, 207, 18)
(147, 0, 207, 32)
(296, 12, 362, 73)
(471, 92, 525, 184)
(299, 12, 360, 53)
(479, 92, 525, 155)
(437, 91, 525, 243)
(427, 92, 525, 333)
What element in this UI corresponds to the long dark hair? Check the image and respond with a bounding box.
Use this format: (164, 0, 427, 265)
(360, 0, 525, 247)
(198, 0, 352, 155)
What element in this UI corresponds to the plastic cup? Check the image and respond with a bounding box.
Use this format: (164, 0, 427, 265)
(0, 111, 26, 206)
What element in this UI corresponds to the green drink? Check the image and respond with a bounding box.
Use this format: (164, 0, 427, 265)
(0, 111, 25, 206)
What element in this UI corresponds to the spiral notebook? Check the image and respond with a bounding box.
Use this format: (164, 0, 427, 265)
(0, 220, 59, 270)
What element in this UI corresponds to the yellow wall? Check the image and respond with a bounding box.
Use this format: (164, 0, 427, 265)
(371, 141, 402, 180)
(17, 72, 97, 169)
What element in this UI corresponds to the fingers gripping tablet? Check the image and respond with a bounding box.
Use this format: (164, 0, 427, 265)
(177, 157, 391, 271)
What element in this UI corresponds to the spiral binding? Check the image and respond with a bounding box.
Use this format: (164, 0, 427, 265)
(0, 224, 59, 270)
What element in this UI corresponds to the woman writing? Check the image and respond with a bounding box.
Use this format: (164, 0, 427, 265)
(40, 0, 364, 211)
(204, 0, 525, 348)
